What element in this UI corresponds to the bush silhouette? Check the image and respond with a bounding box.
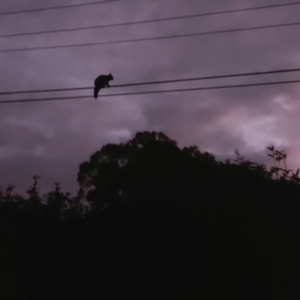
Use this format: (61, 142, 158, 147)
(1, 131, 300, 299)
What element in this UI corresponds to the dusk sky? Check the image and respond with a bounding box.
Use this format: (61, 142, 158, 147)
(1, 0, 300, 195)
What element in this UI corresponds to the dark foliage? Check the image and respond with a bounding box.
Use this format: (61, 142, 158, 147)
(1, 131, 300, 299)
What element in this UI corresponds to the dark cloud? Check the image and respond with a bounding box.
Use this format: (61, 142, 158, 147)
(0, 0, 300, 194)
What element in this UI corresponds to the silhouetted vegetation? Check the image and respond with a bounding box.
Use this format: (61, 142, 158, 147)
(1, 131, 300, 299)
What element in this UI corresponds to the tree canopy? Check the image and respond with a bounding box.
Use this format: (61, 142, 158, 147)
(1, 131, 300, 299)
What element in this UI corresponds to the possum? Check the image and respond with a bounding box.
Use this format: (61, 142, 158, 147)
(94, 73, 114, 99)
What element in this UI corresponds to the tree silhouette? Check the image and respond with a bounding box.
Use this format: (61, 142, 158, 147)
(0, 131, 300, 299)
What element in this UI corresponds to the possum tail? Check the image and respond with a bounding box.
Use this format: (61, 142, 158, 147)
(94, 86, 101, 99)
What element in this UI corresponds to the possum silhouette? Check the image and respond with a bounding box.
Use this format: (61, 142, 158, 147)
(94, 74, 114, 99)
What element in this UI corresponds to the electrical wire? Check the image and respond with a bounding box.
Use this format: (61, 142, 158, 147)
(0, 0, 117, 17)
(1, 67, 300, 96)
(1, 79, 300, 104)
(1, 21, 299, 53)
(1, 1, 300, 38)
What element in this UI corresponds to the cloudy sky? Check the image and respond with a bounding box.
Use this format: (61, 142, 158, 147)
(0, 0, 300, 195)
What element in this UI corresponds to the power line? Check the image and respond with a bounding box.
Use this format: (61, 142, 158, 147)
(1, 79, 300, 104)
(0, 0, 117, 17)
(1, 21, 299, 53)
(1, 1, 300, 38)
(1, 67, 300, 96)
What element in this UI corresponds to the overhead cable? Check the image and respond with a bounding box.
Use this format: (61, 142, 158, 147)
(1, 21, 299, 53)
(0, 0, 117, 17)
(1, 1, 300, 38)
(1, 67, 300, 96)
(1, 79, 300, 104)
